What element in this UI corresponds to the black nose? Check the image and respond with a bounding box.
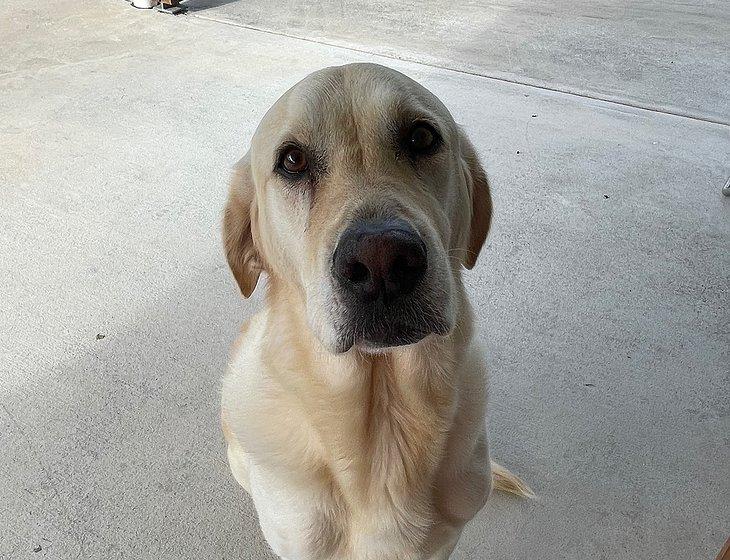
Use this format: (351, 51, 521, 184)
(333, 219, 427, 303)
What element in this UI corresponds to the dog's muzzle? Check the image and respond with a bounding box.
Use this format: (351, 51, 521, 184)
(331, 217, 447, 350)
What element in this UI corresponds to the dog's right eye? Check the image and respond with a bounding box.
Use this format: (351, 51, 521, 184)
(278, 147, 309, 176)
(409, 125, 435, 152)
(403, 121, 442, 157)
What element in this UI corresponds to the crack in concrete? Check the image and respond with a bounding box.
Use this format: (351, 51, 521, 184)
(190, 13, 730, 128)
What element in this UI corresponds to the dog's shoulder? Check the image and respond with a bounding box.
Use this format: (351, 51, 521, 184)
(227, 309, 268, 366)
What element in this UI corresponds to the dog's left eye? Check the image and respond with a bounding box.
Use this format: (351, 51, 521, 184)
(406, 122, 441, 155)
(280, 147, 308, 174)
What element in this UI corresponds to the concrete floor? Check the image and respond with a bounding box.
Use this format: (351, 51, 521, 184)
(1, 1, 728, 559)
(190, 0, 730, 124)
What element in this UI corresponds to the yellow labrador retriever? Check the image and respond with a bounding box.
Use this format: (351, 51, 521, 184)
(220, 63, 530, 560)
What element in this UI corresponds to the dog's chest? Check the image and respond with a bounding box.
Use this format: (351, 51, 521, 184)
(310, 358, 455, 558)
(258, 415, 452, 560)
(230, 330, 461, 559)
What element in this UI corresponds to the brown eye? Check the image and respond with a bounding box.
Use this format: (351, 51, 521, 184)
(407, 123, 439, 154)
(281, 147, 308, 174)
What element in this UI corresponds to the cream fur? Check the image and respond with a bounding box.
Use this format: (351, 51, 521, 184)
(220, 63, 530, 560)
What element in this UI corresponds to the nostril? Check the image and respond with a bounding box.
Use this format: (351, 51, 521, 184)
(391, 255, 412, 278)
(349, 261, 370, 283)
(391, 250, 426, 281)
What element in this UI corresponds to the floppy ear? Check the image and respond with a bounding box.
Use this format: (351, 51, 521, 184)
(222, 155, 262, 297)
(459, 132, 493, 269)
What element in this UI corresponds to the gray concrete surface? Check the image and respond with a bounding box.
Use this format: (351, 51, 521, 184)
(1, 1, 728, 559)
(188, 0, 730, 125)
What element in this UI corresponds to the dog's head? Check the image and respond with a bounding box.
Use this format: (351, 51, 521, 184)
(224, 63, 491, 353)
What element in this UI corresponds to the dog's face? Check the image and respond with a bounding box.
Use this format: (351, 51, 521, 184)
(224, 64, 491, 353)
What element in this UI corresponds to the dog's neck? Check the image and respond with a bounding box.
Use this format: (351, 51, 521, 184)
(261, 279, 473, 515)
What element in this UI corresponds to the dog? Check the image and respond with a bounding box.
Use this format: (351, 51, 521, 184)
(220, 63, 531, 560)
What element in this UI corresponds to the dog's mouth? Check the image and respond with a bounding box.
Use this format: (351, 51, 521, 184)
(333, 299, 451, 353)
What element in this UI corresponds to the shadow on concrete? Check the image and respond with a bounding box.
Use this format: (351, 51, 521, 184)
(182, 0, 241, 14)
(0, 264, 276, 559)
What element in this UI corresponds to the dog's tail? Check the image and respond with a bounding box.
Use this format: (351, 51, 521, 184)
(491, 461, 534, 499)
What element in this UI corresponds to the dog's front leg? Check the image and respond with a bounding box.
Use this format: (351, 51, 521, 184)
(426, 527, 462, 560)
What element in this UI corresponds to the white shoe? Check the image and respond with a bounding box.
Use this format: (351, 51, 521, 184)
(132, 0, 159, 8)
